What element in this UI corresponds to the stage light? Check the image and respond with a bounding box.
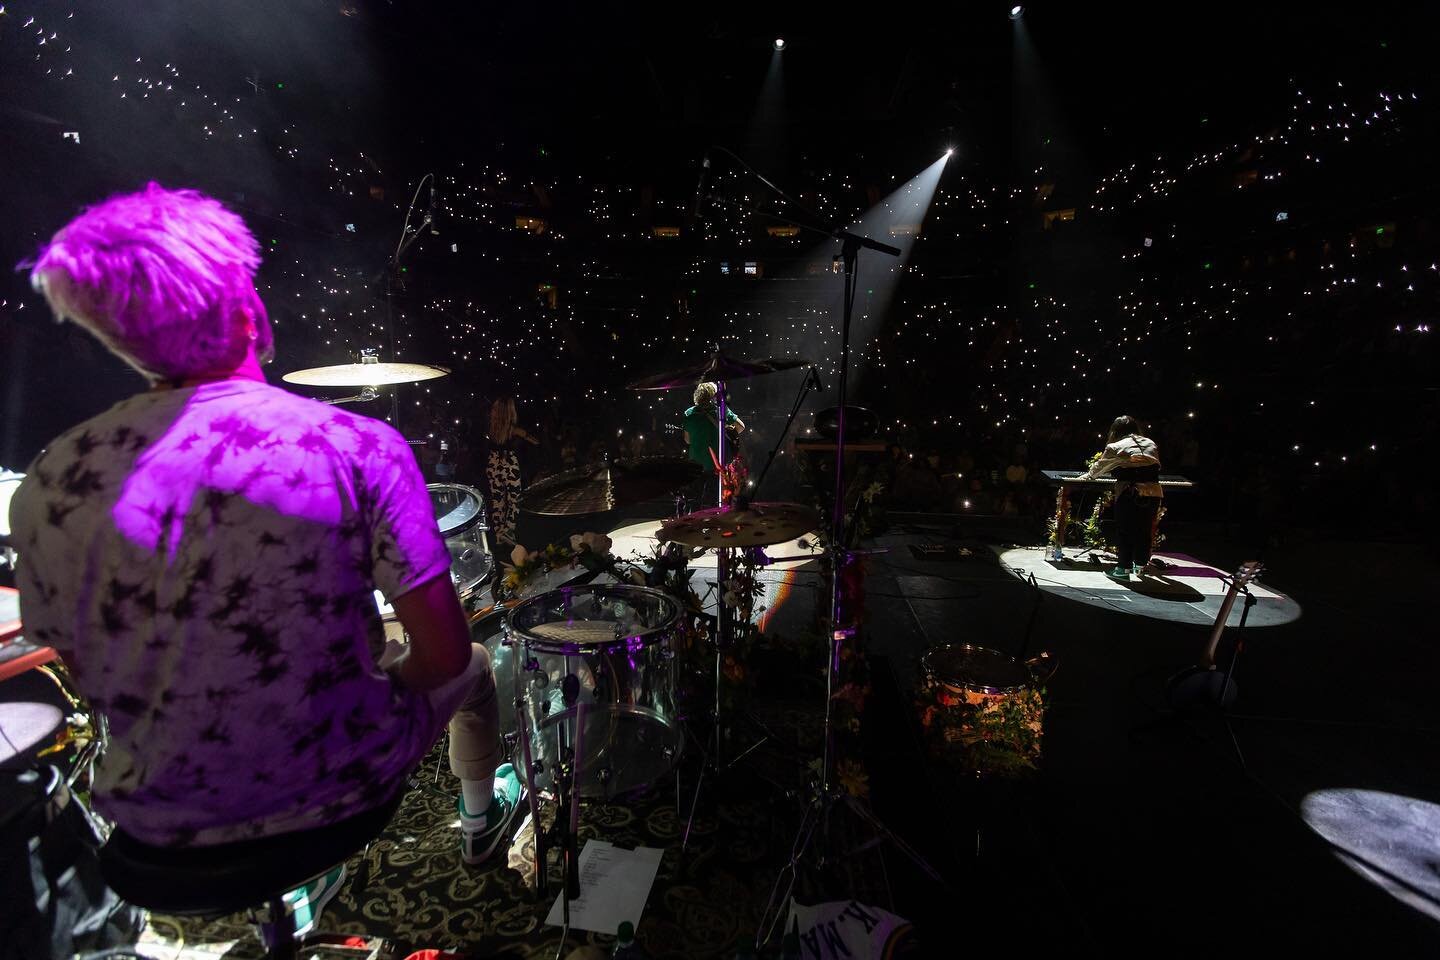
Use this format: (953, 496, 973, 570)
(945, 147, 955, 157)
(1009, 4, 1024, 19)
(773, 37, 786, 51)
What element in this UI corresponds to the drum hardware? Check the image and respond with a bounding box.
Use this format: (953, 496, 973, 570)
(691, 151, 942, 948)
(0, 649, 107, 790)
(504, 585, 685, 801)
(657, 506, 817, 853)
(427, 482, 494, 601)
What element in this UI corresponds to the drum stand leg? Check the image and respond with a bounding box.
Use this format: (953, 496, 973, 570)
(680, 548, 770, 853)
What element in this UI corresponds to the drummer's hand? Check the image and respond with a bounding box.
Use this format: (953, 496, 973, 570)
(388, 574, 470, 692)
(378, 638, 408, 671)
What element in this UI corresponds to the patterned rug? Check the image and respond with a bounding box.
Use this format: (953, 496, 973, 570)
(136, 696, 898, 959)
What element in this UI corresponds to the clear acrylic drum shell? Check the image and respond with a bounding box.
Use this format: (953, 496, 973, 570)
(428, 483, 487, 538)
(505, 585, 685, 799)
(921, 643, 1032, 702)
(427, 483, 492, 599)
(506, 584, 683, 655)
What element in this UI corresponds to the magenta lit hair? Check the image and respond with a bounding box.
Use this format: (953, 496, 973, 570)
(29, 183, 273, 381)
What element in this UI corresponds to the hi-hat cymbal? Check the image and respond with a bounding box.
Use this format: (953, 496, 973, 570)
(283, 361, 450, 387)
(657, 501, 820, 548)
(628, 351, 810, 391)
(525, 457, 704, 516)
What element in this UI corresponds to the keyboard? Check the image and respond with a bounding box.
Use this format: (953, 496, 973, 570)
(1041, 470, 1194, 488)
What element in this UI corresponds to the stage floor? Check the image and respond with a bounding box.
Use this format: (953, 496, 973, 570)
(996, 545, 1302, 628)
(66, 518, 1440, 956)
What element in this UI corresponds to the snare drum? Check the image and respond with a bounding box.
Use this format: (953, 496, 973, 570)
(919, 644, 1049, 772)
(428, 483, 493, 600)
(506, 584, 684, 799)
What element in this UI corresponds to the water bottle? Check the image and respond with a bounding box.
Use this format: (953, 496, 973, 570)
(612, 921, 643, 958)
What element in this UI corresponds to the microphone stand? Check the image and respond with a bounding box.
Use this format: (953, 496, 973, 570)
(692, 149, 941, 948)
(750, 366, 821, 499)
(379, 173, 435, 433)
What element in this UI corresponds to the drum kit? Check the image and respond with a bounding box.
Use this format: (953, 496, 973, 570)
(288, 349, 826, 912)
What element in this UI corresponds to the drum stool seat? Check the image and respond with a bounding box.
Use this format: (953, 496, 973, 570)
(99, 790, 403, 958)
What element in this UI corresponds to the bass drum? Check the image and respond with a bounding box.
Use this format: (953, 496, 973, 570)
(427, 483, 493, 601)
(507, 585, 684, 800)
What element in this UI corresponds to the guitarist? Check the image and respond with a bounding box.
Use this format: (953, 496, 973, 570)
(682, 381, 746, 505)
(1079, 414, 1163, 581)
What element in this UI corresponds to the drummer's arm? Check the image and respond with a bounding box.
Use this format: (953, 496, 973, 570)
(388, 573, 471, 692)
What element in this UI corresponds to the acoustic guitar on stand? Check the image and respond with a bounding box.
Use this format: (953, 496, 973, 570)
(1166, 560, 1265, 707)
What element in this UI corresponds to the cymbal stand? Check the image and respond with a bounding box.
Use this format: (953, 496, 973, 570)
(680, 375, 779, 851)
(755, 235, 941, 948)
(549, 697, 585, 960)
(693, 155, 937, 910)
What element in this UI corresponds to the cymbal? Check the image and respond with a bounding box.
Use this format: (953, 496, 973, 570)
(627, 351, 810, 391)
(657, 501, 820, 548)
(283, 361, 450, 387)
(525, 457, 704, 516)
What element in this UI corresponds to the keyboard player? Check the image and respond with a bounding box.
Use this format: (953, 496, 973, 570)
(1077, 415, 1163, 580)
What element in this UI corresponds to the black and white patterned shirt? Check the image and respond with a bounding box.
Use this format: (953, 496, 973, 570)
(11, 379, 450, 846)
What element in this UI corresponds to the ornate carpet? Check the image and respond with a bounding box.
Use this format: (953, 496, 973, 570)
(137, 697, 900, 959)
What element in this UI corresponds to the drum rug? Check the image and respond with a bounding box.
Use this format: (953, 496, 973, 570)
(135, 699, 897, 959)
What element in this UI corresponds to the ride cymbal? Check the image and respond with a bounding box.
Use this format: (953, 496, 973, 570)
(657, 501, 820, 548)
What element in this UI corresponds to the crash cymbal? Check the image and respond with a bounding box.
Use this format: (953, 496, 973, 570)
(657, 501, 820, 548)
(283, 361, 450, 387)
(627, 351, 811, 391)
(525, 457, 704, 516)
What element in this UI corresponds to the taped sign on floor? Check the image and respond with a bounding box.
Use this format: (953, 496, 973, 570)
(784, 899, 913, 959)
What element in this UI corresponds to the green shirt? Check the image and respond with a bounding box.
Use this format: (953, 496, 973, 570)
(682, 404, 739, 467)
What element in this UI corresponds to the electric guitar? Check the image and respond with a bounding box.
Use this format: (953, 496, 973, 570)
(1166, 560, 1265, 707)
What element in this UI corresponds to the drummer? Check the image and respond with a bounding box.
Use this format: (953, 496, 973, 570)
(13, 185, 522, 909)
(682, 381, 745, 504)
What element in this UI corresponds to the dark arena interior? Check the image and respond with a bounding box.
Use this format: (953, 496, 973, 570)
(1, 3, 1439, 958)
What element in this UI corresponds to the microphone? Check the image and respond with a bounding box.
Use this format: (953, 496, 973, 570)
(691, 151, 712, 220)
(808, 365, 825, 392)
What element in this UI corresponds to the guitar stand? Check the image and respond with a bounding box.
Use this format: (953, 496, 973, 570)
(1215, 590, 1256, 771)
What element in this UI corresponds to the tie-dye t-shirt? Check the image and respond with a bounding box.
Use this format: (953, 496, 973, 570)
(10, 379, 451, 846)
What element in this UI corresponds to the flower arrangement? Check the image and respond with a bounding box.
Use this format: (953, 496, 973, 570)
(919, 682, 1047, 779)
(497, 532, 614, 599)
